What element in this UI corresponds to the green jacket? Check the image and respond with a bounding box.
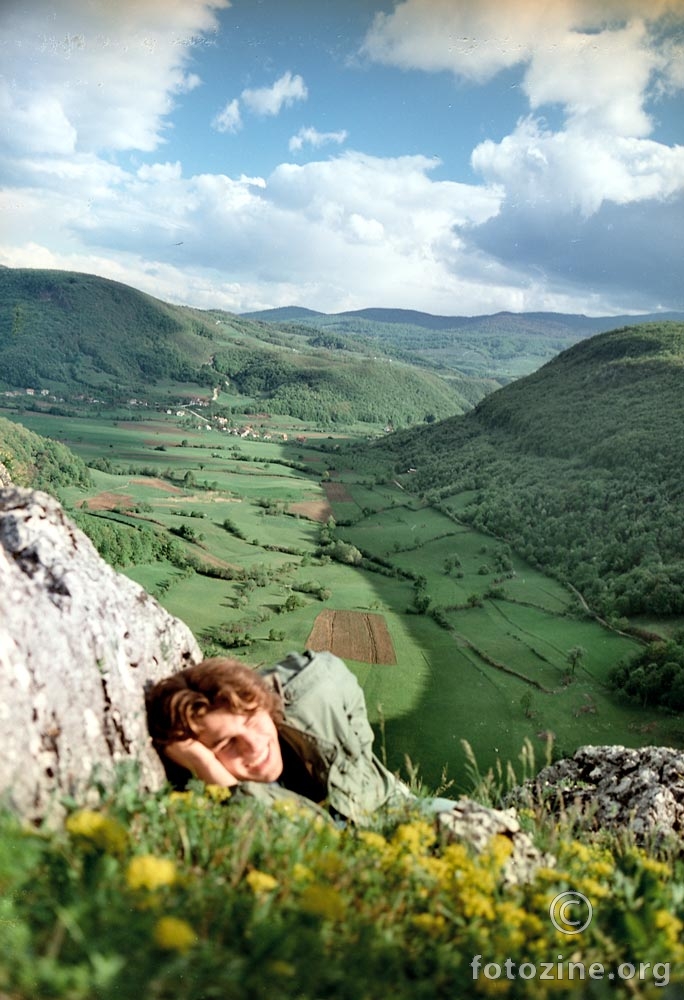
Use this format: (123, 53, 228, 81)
(233, 650, 411, 824)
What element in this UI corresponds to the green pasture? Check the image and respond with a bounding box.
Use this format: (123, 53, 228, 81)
(341, 505, 457, 556)
(8, 404, 684, 790)
(352, 603, 684, 792)
(352, 615, 532, 790)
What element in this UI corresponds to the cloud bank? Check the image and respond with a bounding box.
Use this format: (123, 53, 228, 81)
(0, 0, 682, 316)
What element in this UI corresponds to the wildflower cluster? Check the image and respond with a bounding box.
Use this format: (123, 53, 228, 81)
(2, 778, 684, 1000)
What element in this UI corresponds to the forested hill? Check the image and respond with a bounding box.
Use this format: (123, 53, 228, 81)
(0, 416, 90, 492)
(242, 306, 684, 381)
(0, 268, 488, 425)
(358, 322, 684, 617)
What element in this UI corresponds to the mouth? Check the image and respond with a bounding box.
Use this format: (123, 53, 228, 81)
(248, 744, 271, 773)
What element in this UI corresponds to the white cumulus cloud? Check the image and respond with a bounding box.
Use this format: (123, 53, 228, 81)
(241, 71, 308, 116)
(289, 127, 348, 153)
(0, 0, 227, 155)
(212, 98, 242, 133)
(361, 0, 683, 139)
(472, 117, 684, 217)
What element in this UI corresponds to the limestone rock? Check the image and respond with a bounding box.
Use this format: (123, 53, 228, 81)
(0, 486, 201, 824)
(513, 744, 684, 842)
(436, 797, 554, 885)
(0, 462, 11, 488)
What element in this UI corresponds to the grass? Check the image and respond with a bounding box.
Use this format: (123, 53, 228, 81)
(2, 764, 683, 999)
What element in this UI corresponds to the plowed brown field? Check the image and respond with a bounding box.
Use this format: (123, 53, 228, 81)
(323, 481, 354, 503)
(85, 492, 134, 511)
(131, 478, 183, 494)
(288, 498, 333, 522)
(306, 609, 396, 665)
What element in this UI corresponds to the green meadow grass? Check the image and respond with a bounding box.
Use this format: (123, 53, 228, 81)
(10, 407, 684, 791)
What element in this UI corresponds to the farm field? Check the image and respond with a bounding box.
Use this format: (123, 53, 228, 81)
(4, 402, 683, 790)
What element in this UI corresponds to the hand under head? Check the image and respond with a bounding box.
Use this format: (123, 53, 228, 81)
(194, 707, 283, 783)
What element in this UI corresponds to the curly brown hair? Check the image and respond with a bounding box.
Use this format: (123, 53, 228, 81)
(145, 657, 283, 746)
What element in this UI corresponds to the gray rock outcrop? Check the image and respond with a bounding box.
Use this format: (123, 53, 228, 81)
(0, 486, 201, 824)
(512, 744, 684, 843)
(437, 798, 554, 885)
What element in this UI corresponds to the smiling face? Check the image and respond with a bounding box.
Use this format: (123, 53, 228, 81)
(194, 708, 284, 784)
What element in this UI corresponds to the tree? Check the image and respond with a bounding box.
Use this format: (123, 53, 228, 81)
(520, 690, 535, 719)
(283, 593, 305, 613)
(566, 646, 586, 677)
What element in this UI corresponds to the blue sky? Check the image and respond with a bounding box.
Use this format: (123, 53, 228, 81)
(1, 0, 683, 316)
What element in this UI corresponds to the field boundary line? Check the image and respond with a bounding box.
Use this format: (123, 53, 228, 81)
(449, 630, 554, 693)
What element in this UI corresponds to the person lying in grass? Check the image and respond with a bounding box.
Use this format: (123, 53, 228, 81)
(146, 649, 454, 824)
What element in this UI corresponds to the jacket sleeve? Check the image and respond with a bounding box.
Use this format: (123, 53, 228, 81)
(265, 650, 412, 823)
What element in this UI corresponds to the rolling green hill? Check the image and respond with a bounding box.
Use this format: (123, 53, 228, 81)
(0, 268, 487, 425)
(354, 321, 684, 619)
(244, 305, 684, 381)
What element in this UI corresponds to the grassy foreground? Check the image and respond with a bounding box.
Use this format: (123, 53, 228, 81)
(1, 762, 682, 999)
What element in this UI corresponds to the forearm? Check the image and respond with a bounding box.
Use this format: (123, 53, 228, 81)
(163, 738, 238, 787)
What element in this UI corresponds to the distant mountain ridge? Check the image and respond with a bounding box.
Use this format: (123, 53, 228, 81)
(242, 305, 684, 380)
(242, 304, 684, 333)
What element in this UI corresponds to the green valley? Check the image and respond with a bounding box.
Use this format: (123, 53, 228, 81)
(2, 270, 684, 791)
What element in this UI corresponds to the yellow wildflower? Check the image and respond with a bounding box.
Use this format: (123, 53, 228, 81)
(292, 863, 314, 883)
(272, 798, 313, 821)
(246, 870, 279, 895)
(357, 830, 386, 851)
(534, 867, 568, 885)
(442, 842, 473, 872)
(299, 884, 346, 922)
(577, 877, 611, 900)
(411, 912, 447, 936)
(640, 856, 672, 879)
(153, 916, 197, 952)
(65, 809, 127, 854)
(654, 908, 684, 951)
(268, 960, 296, 978)
(487, 834, 514, 868)
(126, 855, 177, 891)
(459, 886, 496, 922)
(495, 901, 526, 927)
(588, 860, 613, 880)
(417, 854, 450, 884)
(168, 791, 193, 804)
(204, 784, 232, 803)
(563, 841, 593, 865)
(393, 820, 436, 855)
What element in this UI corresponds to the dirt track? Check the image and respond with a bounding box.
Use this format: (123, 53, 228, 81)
(306, 609, 396, 665)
